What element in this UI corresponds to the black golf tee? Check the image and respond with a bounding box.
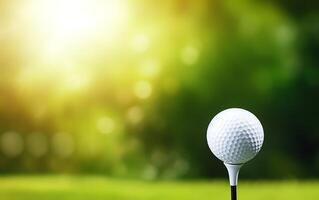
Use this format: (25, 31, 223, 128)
(231, 185, 237, 200)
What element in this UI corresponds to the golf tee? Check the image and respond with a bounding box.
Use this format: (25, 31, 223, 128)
(224, 163, 242, 200)
(224, 163, 242, 186)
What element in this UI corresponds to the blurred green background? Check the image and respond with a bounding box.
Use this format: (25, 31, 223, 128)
(0, 0, 319, 198)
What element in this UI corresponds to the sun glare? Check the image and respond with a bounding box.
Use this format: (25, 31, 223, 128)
(15, 0, 131, 91)
(24, 0, 129, 60)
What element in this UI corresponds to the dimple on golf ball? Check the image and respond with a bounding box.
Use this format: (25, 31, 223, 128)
(207, 108, 264, 164)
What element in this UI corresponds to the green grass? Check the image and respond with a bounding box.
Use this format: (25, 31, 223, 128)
(0, 176, 318, 200)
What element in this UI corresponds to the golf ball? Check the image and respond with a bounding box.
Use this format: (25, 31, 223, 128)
(207, 108, 264, 164)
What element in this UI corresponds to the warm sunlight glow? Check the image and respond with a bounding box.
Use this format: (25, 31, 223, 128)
(25, 0, 129, 59)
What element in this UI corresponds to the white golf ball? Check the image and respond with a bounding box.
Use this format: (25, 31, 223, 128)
(207, 108, 264, 164)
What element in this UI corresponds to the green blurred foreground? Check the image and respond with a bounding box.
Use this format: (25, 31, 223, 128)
(0, 176, 318, 200)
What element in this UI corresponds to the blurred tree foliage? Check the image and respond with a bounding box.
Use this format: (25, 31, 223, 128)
(0, 0, 318, 179)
